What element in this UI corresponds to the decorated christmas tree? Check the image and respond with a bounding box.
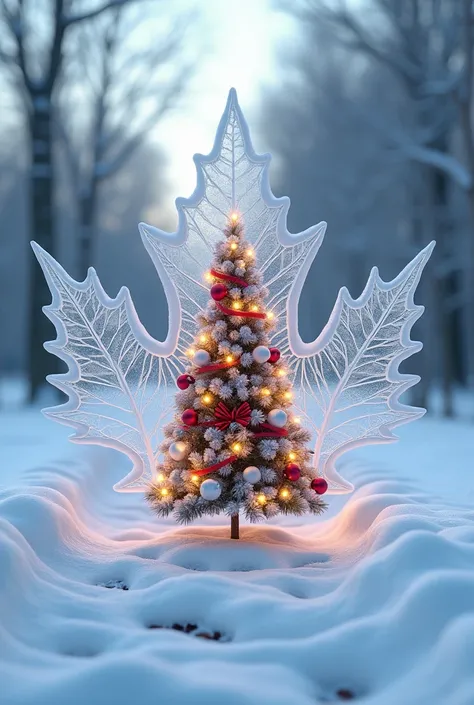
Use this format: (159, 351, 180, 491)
(146, 214, 327, 538)
(31, 88, 434, 542)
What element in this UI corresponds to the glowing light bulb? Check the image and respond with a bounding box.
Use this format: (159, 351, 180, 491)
(226, 355, 233, 363)
(284, 391, 292, 400)
(278, 369, 287, 377)
(246, 249, 254, 257)
(191, 474, 199, 482)
(187, 348, 195, 357)
(204, 271, 213, 282)
(160, 488, 168, 496)
(199, 334, 208, 343)
(230, 242, 238, 251)
(230, 212, 239, 222)
(267, 311, 275, 320)
(289, 452, 297, 461)
(232, 301, 242, 310)
(157, 473, 165, 482)
(232, 443, 242, 453)
(251, 305, 259, 312)
(202, 394, 212, 405)
(257, 493, 267, 504)
(293, 417, 301, 424)
(280, 488, 290, 499)
(261, 388, 271, 396)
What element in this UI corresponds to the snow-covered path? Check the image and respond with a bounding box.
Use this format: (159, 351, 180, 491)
(0, 412, 473, 705)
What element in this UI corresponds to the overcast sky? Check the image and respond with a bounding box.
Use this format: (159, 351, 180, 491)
(147, 0, 296, 223)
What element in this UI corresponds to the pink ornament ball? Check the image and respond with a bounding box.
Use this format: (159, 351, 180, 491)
(269, 347, 281, 364)
(285, 463, 301, 481)
(311, 477, 328, 494)
(182, 408, 198, 426)
(211, 283, 228, 301)
(177, 374, 195, 390)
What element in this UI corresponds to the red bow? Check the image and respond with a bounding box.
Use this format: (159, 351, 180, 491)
(213, 401, 251, 430)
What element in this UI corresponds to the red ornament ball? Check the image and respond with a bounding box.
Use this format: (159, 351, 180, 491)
(311, 477, 328, 494)
(285, 463, 301, 481)
(269, 347, 281, 364)
(210, 283, 228, 301)
(182, 408, 198, 426)
(176, 374, 195, 390)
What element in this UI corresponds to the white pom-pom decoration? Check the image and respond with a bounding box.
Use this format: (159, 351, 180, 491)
(243, 466, 261, 484)
(169, 441, 188, 461)
(200, 478, 222, 501)
(252, 345, 271, 364)
(194, 349, 211, 366)
(267, 409, 287, 428)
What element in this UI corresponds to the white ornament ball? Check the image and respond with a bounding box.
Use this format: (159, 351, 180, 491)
(200, 478, 222, 501)
(194, 349, 211, 366)
(169, 441, 188, 461)
(243, 466, 261, 484)
(267, 409, 288, 428)
(252, 345, 271, 364)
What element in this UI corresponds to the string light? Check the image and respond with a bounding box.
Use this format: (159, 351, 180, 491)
(246, 249, 254, 257)
(251, 305, 259, 312)
(284, 391, 293, 400)
(157, 473, 165, 482)
(160, 488, 169, 496)
(288, 452, 297, 461)
(187, 348, 195, 357)
(280, 488, 290, 499)
(226, 355, 233, 363)
(191, 474, 199, 482)
(203, 394, 212, 405)
(232, 442, 242, 453)
(293, 417, 301, 424)
(199, 334, 208, 343)
(267, 312, 275, 320)
(230, 243, 238, 251)
(261, 388, 271, 397)
(204, 271, 213, 282)
(232, 301, 242, 310)
(230, 212, 239, 222)
(278, 369, 287, 377)
(257, 493, 267, 505)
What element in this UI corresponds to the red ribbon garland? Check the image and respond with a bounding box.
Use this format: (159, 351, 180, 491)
(210, 268, 248, 288)
(195, 358, 239, 375)
(187, 266, 285, 477)
(215, 301, 266, 320)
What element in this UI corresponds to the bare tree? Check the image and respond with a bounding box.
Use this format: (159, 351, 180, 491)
(287, 0, 472, 416)
(0, 0, 156, 400)
(57, 5, 190, 276)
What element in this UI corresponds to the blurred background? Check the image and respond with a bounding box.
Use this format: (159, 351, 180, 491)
(1, 0, 473, 420)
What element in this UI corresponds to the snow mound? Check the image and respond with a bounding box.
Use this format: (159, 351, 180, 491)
(1, 429, 474, 704)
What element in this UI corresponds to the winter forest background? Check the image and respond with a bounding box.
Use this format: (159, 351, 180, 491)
(1, 0, 474, 421)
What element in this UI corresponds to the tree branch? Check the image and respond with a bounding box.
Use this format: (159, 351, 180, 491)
(62, 0, 147, 27)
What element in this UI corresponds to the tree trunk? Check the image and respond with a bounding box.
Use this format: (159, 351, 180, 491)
(78, 183, 98, 276)
(28, 97, 59, 401)
(230, 513, 239, 540)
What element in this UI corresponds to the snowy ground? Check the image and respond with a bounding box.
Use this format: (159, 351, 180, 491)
(1, 406, 474, 705)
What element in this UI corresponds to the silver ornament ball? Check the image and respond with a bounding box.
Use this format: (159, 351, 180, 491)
(194, 349, 211, 366)
(252, 345, 271, 364)
(243, 466, 261, 484)
(267, 409, 288, 428)
(169, 441, 188, 461)
(200, 479, 222, 501)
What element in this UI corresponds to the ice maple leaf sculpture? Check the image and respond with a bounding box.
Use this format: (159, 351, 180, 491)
(32, 88, 434, 539)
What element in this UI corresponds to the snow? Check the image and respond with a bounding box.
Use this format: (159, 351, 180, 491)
(1, 405, 474, 704)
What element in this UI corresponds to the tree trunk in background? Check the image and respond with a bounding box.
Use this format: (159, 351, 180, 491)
(28, 98, 59, 400)
(78, 181, 98, 276)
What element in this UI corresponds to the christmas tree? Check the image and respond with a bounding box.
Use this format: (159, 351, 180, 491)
(146, 213, 327, 538)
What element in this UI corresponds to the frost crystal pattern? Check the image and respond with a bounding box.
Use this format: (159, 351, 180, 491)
(32, 88, 434, 493)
